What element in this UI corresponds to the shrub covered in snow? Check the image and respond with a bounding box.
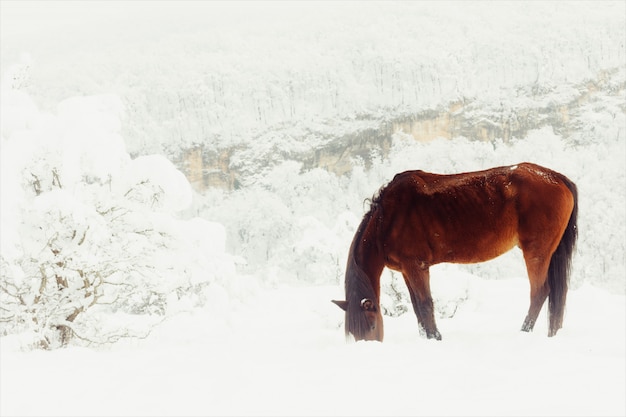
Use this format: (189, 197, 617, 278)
(0, 92, 238, 349)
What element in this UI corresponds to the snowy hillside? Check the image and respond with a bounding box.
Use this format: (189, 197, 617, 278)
(2, 2, 624, 155)
(1, 2, 625, 416)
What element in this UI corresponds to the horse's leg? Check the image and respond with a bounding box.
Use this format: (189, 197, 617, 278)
(402, 265, 442, 340)
(521, 255, 550, 332)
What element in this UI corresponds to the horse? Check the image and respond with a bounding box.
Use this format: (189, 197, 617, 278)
(332, 162, 578, 341)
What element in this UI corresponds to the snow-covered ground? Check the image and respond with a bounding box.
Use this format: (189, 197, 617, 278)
(1, 2, 625, 416)
(1, 281, 625, 416)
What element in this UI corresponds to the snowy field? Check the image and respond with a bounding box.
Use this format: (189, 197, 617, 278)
(1, 2, 625, 417)
(1, 282, 624, 417)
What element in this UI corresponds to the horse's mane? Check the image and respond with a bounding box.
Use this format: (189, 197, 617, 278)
(363, 182, 385, 212)
(344, 184, 387, 338)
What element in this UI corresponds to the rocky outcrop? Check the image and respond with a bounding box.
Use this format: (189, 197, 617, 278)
(176, 70, 625, 192)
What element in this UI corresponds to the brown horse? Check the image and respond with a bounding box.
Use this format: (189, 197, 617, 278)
(333, 162, 578, 341)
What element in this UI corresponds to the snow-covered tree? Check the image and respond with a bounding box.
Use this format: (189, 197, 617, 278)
(0, 89, 236, 349)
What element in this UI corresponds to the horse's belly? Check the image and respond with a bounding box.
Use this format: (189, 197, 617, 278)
(445, 241, 517, 264)
(438, 230, 519, 264)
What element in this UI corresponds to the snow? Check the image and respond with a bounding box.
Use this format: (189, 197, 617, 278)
(1, 1, 625, 416)
(1, 283, 624, 416)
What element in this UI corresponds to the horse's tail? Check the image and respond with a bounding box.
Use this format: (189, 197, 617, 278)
(547, 176, 578, 336)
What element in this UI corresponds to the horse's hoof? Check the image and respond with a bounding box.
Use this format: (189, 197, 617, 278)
(427, 330, 442, 341)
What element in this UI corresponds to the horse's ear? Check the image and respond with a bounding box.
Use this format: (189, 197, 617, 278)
(360, 298, 375, 311)
(331, 300, 348, 311)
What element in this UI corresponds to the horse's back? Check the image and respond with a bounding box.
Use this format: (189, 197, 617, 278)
(390, 163, 570, 198)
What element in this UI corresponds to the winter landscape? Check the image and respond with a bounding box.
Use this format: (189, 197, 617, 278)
(1, 1, 625, 416)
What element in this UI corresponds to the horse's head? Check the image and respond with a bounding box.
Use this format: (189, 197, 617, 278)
(332, 298, 384, 341)
(335, 207, 386, 341)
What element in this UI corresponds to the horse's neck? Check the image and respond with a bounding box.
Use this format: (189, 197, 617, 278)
(349, 212, 385, 299)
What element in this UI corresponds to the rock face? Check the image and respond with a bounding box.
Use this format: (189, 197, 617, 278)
(179, 146, 240, 191)
(176, 71, 625, 191)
